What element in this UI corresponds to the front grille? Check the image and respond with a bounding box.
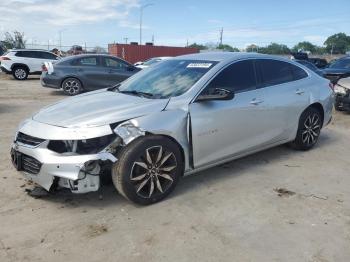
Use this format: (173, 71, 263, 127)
(16, 132, 45, 147)
(22, 154, 42, 174)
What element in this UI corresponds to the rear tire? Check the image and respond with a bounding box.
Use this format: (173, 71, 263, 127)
(61, 77, 82, 96)
(12, 66, 28, 80)
(290, 107, 322, 151)
(112, 136, 183, 205)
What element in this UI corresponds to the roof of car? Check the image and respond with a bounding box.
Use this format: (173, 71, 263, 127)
(9, 49, 52, 52)
(175, 52, 286, 62)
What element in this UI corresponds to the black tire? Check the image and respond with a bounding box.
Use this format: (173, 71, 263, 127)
(61, 77, 82, 96)
(112, 136, 183, 205)
(12, 66, 28, 80)
(290, 107, 323, 151)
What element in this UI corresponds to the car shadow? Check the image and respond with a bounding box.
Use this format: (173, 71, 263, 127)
(0, 104, 19, 114)
(35, 130, 337, 208)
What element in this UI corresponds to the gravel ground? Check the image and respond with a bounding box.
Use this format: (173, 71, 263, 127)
(0, 73, 350, 262)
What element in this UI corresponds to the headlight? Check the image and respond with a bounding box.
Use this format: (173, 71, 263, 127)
(334, 85, 347, 95)
(114, 122, 145, 145)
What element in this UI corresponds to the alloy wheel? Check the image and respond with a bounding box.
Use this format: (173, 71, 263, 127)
(301, 113, 321, 146)
(63, 79, 80, 95)
(130, 146, 177, 199)
(15, 68, 27, 79)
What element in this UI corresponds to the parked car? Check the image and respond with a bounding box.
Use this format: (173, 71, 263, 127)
(290, 52, 308, 60)
(294, 59, 324, 77)
(11, 53, 334, 205)
(134, 56, 172, 69)
(0, 49, 59, 80)
(308, 58, 328, 69)
(323, 56, 350, 84)
(41, 54, 140, 95)
(334, 77, 350, 111)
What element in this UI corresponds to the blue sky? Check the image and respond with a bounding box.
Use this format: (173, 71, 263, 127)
(1, 0, 350, 49)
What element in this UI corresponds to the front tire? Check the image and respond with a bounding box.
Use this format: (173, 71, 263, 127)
(290, 107, 322, 150)
(112, 136, 183, 205)
(61, 77, 82, 96)
(12, 66, 28, 80)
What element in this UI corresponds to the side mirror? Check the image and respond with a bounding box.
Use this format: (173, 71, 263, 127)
(196, 88, 234, 102)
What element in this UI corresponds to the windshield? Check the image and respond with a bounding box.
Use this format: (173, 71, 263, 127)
(329, 58, 350, 69)
(117, 59, 217, 98)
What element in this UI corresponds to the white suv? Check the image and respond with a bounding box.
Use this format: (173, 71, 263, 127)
(0, 49, 59, 80)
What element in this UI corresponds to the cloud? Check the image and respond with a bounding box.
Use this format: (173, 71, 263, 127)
(0, 0, 139, 27)
(303, 35, 326, 45)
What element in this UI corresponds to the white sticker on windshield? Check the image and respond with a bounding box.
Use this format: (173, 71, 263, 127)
(187, 63, 212, 68)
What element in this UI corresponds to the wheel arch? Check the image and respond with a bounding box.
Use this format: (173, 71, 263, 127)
(308, 102, 325, 127)
(11, 63, 29, 72)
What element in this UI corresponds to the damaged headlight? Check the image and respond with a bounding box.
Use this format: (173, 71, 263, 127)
(334, 85, 347, 95)
(114, 122, 145, 145)
(47, 134, 117, 154)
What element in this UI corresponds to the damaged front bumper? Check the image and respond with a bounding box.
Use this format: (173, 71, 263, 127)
(10, 120, 120, 193)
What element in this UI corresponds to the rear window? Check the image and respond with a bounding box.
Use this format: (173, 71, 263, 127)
(74, 57, 98, 66)
(256, 59, 307, 87)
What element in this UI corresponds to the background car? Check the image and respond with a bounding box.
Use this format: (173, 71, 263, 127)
(41, 54, 140, 95)
(323, 56, 350, 83)
(134, 56, 172, 69)
(0, 49, 59, 80)
(334, 77, 350, 111)
(308, 58, 328, 69)
(294, 59, 325, 77)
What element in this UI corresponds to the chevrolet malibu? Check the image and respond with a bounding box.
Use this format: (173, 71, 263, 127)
(11, 52, 334, 205)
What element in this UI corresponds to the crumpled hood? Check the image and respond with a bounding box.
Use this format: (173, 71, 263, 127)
(33, 90, 169, 128)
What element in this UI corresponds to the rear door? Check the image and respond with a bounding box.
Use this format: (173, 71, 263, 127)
(255, 59, 310, 139)
(73, 56, 106, 90)
(101, 57, 135, 86)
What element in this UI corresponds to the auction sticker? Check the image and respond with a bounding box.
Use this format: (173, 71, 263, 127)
(187, 63, 213, 68)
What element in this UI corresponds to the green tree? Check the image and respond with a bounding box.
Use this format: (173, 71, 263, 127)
(259, 43, 290, 55)
(292, 41, 317, 53)
(188, 43, 207, 50)
(2, 31, 26, 49)
(324, 33, 350, 54)
(217, 44, 239, 52)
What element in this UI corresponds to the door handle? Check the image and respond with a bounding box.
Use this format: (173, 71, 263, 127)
(250, 98, 264, 105)
(295, 89, 305, 95)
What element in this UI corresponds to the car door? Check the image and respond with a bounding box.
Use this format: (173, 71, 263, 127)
(73, 56, 106, 90)
(101, 57, 135, 86)
(21, 51, 42, 72)
(189, 59, 279, 168)
(255, 59, 310, 139)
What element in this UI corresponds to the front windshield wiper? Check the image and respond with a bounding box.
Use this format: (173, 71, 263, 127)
(107, 83, 121, 92)
(119, 90, 154, 98)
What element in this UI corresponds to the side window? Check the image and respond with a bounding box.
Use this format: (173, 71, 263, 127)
(40, 52, 57, 60)
(207, 60, 257, 93)
(257, 59, 294, 87)
(291, 64, 308, 80)
(104, 57, 128, 69)
(75, 57, 97, 66)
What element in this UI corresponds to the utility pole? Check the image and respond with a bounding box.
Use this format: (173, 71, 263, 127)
(186, 39, 189, 47)
(219, 27, 223, 46)
(152, 34, 154, 44)
(58, 29, 67, 51)
(123, 37, 128, 44)
(139, 3, 154, 45)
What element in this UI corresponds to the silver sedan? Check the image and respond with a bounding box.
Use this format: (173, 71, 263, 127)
(11, 52, 334, 205)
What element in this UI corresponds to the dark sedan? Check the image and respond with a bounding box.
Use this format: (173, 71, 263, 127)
(323, 56, 350, 84)
(41, 54, 140, 95)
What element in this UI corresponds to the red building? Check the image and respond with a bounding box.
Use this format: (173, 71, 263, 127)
(108, 43, 199, 63)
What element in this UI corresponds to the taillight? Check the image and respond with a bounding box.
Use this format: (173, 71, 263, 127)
(329, 82, 334, 91)
(0, 57, 11, 61)
(41, 64, 48, 72)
